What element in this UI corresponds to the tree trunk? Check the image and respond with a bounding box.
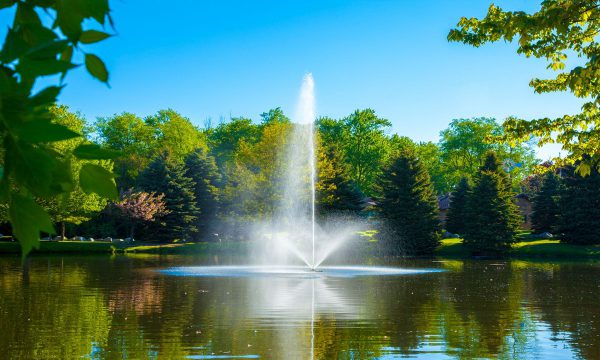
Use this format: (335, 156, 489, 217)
(61, 222, 66, 240)
(130, 223, 135, 240)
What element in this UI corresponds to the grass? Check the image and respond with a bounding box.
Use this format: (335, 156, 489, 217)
(2, 234, 600, 260)
(0, 240, 250, 255)
(123, 241, 247, 254)
(0, 240, 122, 254)
(435, 238, 600, 259)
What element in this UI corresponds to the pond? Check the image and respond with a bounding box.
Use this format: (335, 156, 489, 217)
(1, 254, 599, 359)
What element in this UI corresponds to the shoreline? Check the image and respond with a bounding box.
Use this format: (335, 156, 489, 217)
(1, 238, 599, 260)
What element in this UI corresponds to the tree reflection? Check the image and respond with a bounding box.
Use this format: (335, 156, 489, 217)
(1, 256, 599, 359)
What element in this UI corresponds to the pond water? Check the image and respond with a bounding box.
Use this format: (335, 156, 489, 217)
(1, 254, 599, 359)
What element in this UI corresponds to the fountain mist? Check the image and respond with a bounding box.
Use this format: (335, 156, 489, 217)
(253, 73, 361, 269)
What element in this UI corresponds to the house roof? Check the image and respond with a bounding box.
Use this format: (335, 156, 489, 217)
(438, 194, 451, 210)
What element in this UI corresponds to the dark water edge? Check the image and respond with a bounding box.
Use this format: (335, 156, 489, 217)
(1, 254, 600, 359)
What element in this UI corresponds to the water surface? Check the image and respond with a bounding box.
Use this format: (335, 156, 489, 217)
(1, 255, 599, 359)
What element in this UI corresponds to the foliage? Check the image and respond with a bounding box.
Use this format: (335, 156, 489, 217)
(184, 148, 221, 240)
(114, 189, 168, 239)
(531, 172, 561, 233)
(0, 0, 117, 256)
(445, 177, 471, 235)
(145, 109, 207, 161)
(317, 143, 363, 213)
(95, 112, 157, 187)
(449, 1, 600, 174)
(557, 163, 600, 245)
(376, 150, 441, 255)
(463, 152, 522, 253)
(439, 118, 537, 191)
(138, 153, 198, 242)
(343, 109, 391, 194)
(39, 106, 111, 239)
(207, 117, 261, 166)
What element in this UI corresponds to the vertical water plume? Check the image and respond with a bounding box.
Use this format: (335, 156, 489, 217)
(294, 73, 317, 268)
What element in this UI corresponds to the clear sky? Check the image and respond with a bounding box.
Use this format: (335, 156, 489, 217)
(3, 1, 585, 159)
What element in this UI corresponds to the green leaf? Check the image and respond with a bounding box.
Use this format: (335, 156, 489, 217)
(6, 139, 55, 196)
(60, 46, 73, 62)
(84, 53, 108, 82)
(29, 86, 63, 107)
(80, 163, 118, 199)
(0, 0, 16, 9)
(17, 58, 77, 79)
(576, 162, 591, 177)
(14, 120, 81, 143)
(73, 143, 120, 159)
(0, 28, 28, 62)
(26, 39, 69, 60)
(79, 30, 111, 44)
(9, 193, 55, 259)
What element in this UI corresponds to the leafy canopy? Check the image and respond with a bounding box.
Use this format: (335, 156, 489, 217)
(449, 0, 600, 175)
(0, 0, 118, 257)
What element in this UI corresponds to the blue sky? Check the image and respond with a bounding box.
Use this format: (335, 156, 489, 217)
(3, 1, 585, 159)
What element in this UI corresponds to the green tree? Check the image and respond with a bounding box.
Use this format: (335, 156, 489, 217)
(557, 163, 600, 245)
(463, 152, 521, 253)
(445, 177, 471, 235)
(260, 107, 290, 124)
(95, 112, 157, 188)
(207, 117, 261, 166)
(439, 118, 537, 190)
(184, 149, 222, 240)
(138, 153, 198, 242)
(145, 109, 208, 162)
(531, 172, 561, 234)
(343, 109, 391, 194)
(449, 1, 600, 174)
(377, 150, 441, 255)
(0, 0, 117, 256)
(317, 143, 363, 213)
(40, 106, 111, 239)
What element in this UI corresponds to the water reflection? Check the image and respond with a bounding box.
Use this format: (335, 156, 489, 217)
(1, 256, 600, 359)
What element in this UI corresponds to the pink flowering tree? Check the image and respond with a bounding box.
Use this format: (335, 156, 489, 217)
(115, 189, 169, 239)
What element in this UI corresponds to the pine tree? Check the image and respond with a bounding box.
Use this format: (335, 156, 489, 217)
(317, 145, 364, 213)
(445, 177, 471, 235)
(557, 164, 600, 245)
(531, 172, 560, 234)
(463, 152, 521, 254)
(377, 150, 441, 255)
(138, 153, 198, 242)
(184, 149, 222, 240)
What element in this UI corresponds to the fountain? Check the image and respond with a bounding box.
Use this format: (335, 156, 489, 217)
(159, 73, 443, 276)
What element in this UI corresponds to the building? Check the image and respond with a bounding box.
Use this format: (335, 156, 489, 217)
(438, 193, 532, 230)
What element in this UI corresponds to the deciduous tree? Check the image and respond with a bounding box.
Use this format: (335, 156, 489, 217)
(115, 190, 168, 239)
(449, 1, 600, 174)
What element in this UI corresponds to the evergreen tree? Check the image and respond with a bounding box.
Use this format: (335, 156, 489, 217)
(184, 149, 222, 240)
(138, 153, 198, 242)
(463, 152, 521, 253)
(317, 145, 364, 213)
(531, 172, 560, 234)
(445, 177, 471, 235)
(377, 150, 441, 255)
(557, 164, 600, 245)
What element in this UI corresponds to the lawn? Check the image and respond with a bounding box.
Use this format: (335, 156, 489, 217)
(435, 238, 600, 259)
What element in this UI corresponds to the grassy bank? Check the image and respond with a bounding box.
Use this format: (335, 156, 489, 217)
(0, 241, 124, 254)
(435, 238, 600, 259)
(2, 237, 600, 260)
(0, 240, 246, 255)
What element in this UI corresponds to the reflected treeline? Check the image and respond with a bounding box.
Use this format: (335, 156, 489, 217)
(1, 257, 600, 359)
